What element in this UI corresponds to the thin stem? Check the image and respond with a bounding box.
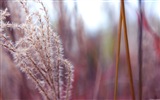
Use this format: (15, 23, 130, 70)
(114, 3, 123, 100)
(138, 0, 143, 100)
(27, 55, 51, 87)
(26, 68, 50, 100)
(121, 0, 135, 99)
(21, 57, 50, 100)
(0, 34, 15, 49)
(0, 43, 15, 52)
(27, 38, 56, 97)
(26, 54, 57, 100)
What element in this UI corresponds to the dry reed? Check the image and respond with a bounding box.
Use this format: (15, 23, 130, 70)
(0, 0, 74, 100)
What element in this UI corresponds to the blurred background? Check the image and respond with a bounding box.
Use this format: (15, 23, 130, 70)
(1, 0, 160, 99)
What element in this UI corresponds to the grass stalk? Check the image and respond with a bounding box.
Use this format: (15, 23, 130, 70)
(114, 3, 123, 100)
(121, 0, 135, 99)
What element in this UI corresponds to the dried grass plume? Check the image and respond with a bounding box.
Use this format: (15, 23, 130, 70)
(0, 0, 74, 100)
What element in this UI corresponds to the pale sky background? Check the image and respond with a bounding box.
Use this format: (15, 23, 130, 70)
(29, 0, 160, 34)
(65, 0, 160, 33)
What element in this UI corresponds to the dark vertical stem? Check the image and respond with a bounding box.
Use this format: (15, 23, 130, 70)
(138, 0, 143, 100)
(114, 3, 122, 100)
(121, 0, 135, 99)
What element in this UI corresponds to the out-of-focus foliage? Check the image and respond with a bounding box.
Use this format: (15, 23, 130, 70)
(1, 0, 160, 99)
